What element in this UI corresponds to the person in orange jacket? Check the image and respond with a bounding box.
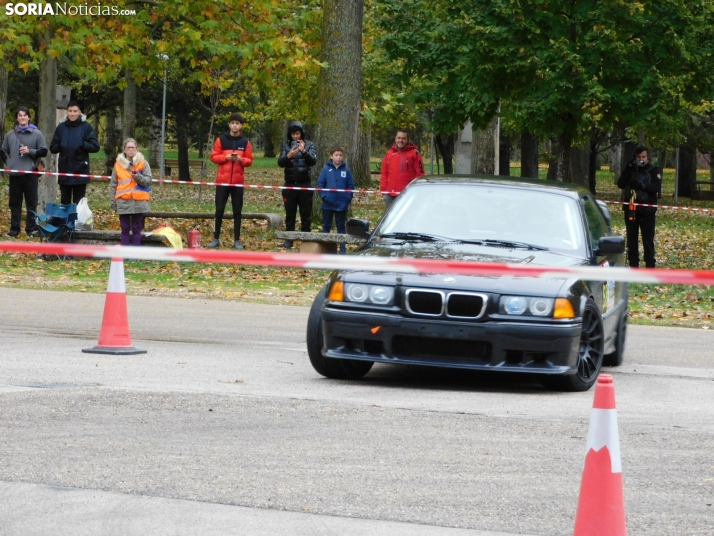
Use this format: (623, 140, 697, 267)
(379, 129, 425, 209)
(209, 113, 253, 249)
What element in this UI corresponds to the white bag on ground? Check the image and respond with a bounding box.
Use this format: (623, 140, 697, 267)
(76, 197, 94, 230)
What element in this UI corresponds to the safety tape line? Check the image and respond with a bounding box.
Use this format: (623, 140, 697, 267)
(4, 167, 714, 212)
(2, 241, 714, 285)
(602, 199, 714, 213)
(0, 168, 389, 195)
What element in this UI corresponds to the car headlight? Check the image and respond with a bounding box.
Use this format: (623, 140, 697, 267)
(499, 296, 554, 317)
(344, 283, 394, 306)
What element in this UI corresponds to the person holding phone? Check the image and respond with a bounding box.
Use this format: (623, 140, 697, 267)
(110, 138, 152, 246)
(616, 146, 662, 268)
(208, 112, 253, 249)
(0, 106, 48, 237)
(277, 121, 317, 248)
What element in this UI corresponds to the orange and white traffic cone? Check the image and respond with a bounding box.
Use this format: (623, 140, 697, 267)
(573, 374, 626, 536)
(82, 258, 146, 355)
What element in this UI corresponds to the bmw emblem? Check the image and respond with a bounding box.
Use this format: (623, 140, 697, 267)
(443, 277, 456, 283)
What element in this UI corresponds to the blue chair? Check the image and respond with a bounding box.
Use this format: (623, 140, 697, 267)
(33, 203, 78, 260)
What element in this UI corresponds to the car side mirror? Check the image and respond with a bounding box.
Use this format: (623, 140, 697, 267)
(595, 236, 625, 256)
(346, 218, 370, 239)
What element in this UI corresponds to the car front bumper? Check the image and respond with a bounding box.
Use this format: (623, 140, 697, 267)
(322, 307, 582, 375)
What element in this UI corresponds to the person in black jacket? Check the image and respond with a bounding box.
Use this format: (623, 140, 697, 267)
(616, 146, 662, 268)
(277, 121, 317, 248)
(50, 100, 100, 205)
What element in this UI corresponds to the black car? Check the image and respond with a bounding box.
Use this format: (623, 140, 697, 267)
(306, 176, 628, 391)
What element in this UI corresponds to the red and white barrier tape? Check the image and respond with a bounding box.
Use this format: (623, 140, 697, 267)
(0, 168, 387, 195)
(602, 199, 714, 213)
(3, 241, 714, 285)
(4, 168, 714, 212)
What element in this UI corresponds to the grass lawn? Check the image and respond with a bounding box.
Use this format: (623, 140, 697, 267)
(2, 156, 714, 328)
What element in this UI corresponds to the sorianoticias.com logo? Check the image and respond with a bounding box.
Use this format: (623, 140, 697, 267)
(5, 3, 137, 16)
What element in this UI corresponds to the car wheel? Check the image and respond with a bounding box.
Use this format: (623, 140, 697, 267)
(543, 299, 604, 392)
(306, 287, 373, 380)
(603, 310, 627, 367)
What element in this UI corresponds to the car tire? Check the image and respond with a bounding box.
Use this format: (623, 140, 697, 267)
(543, 298, 604, 392)
(306, 287, 374, 380)
(603, 310, 627, 367)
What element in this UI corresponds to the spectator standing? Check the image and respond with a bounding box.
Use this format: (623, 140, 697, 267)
(110, 138, 152, 246)
(616, 146, 662, 268)
(379, 129, 425, 209)
(0, 107, 48, 237)
(50, 100, 100, 205)
(208, 113, 253, 249)
(278, 121, 317, 248)
(317, 146, 354, 255)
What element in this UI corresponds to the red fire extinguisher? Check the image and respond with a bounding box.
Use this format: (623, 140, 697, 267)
(188, 227, 202, 249)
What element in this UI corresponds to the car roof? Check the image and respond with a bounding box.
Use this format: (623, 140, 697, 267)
(409, 175, 588, 199)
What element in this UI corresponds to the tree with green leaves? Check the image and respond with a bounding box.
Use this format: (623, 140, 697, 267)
(376, 0, 714, 183)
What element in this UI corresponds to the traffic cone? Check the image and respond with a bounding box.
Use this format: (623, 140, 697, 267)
(82, 258, 146, 355)
(573, 374, 626, 536)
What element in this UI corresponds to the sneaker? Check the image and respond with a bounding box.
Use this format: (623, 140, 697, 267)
(207, 239, 220, 248)
(280, 240, 294, 249)
(5, 230, 19, 238)
(233, 241, 244, 250)
(26, 230, 39, 238)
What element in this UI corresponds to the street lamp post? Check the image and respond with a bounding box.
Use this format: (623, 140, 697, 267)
(158, 54, 169, 182)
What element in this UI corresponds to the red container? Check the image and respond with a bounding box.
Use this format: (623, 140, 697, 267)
(188, 228, 202, 249)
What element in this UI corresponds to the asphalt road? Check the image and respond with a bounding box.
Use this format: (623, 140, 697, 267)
(0, 287, 712, 536)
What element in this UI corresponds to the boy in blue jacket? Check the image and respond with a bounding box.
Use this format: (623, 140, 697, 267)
(317, 146, 354, 254)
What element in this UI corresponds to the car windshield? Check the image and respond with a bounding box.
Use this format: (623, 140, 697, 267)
(376, 183, 586, 254)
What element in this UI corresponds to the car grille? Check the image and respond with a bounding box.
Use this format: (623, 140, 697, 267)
(405, 289, 487, 319)
(393, 336, 491, 362)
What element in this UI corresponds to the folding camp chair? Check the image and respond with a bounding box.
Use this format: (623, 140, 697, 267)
(33, 202, 78, 260)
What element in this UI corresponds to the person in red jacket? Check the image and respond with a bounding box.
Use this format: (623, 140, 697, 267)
(209, 113, 253, 249)
(379, 129, 425, 208)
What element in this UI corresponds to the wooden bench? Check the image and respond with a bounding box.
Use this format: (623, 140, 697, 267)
(145, 212, 283, 229)
(163, 159, 206, 176)
(692, 181, 714, 201)
(73, 230, 169, 246)
(275, 231, 367, 254)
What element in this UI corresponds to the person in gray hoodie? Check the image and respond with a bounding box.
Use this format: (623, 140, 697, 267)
(0, 107, 48, 237)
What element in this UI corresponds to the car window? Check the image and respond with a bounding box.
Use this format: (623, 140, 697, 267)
(582, 195, 609, 251)
(378, 184, 586, 254)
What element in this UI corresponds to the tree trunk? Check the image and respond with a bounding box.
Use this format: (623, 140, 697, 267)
(471, 116, 498, 174)
(588, 137, 598, 195)
(352, 120, 372, 188)
(677, 140, 697, 198)
(569, 144, 589, 186)
(498, 130, 510, 176)
(314, 0, 364, 221)
(263, 119, 277, 158)
(103, 108, 119, 175)
(176, 121, 192, 182)
(520, 131, 539, 178)
(148, 115, 161, 169)
(122, 71, 136, 141)
(37, 42, 57, 211)
(435, 133, 455, 174)
(546, 133, 572, 182)
(0, 66, 7, 145)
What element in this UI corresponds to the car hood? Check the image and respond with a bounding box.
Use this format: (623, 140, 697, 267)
(342, 241, 585, 295)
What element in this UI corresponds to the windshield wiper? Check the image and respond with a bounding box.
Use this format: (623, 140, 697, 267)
(479, 239, 548, 251)
(378, 232, 453, 242)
